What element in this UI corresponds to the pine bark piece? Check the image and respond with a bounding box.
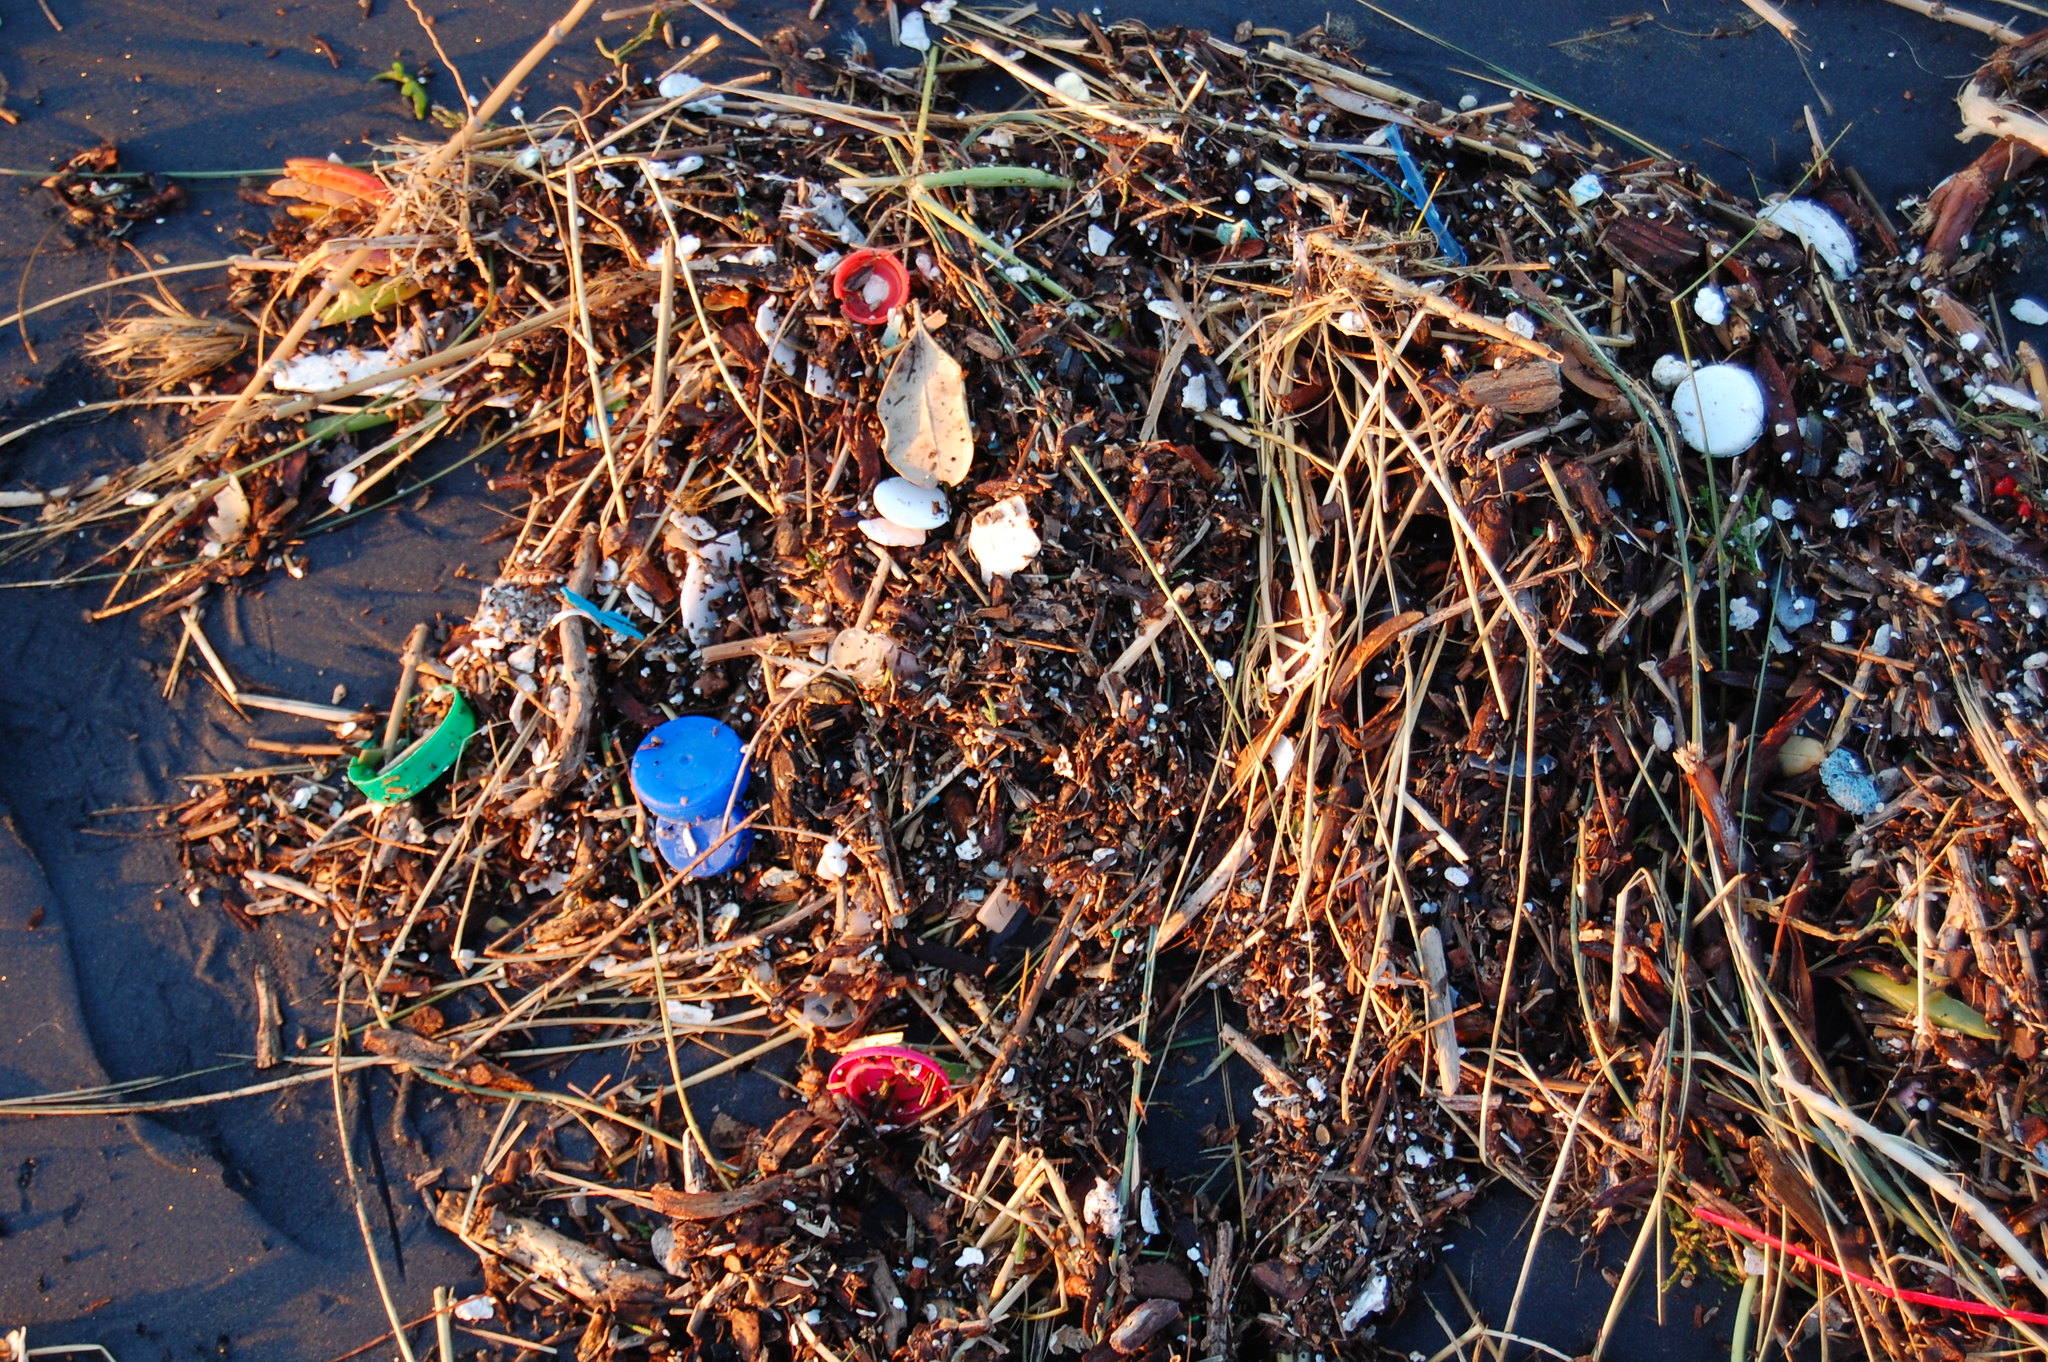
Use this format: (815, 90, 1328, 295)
(1457, 360, 1562, 415)
(1108, 1300, 1181, 1354)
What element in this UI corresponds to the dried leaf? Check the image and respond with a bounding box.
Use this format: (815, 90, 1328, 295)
(878, 320, 973, 487)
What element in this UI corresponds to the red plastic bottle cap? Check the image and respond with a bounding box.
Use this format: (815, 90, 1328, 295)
(826, 1044, 953, 1125)
(832, 249, 911, 326)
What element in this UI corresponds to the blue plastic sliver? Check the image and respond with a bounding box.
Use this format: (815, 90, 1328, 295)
(1374, 127, 1467, 266)
(560, 587, 647, 640)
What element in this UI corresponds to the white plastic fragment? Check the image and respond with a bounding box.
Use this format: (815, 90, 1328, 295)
(452, 1295, 497, 1323)
(753, 301, 798, 376)
(873, 476, 951, 530)
(1086, 223, 1115, 257)
(1758, 198, 1858, 279)
(967, 496, 1041, 582)
(1671, 363, 1767, 456)
(1693, 285, 1728, 327)
(270, 347, 406, 394)
(1081, 1178, 1122, 1237)
(816, 840, 851, 880)
(899, 10, 932, 50)
(1972, 381, 2043, 414)
(1052, 71, 1090, 102)
(858, 516, 929, 548)
(1339, 1276, 1390, 1333)
(1775, 594, 1817, 630)
(643, 156, 704, 181)
(1567, 172, 1604, 206)
(1729, 596, 1762, 631)
(657, 70, 724, 112)
(204, 476, 250, 547)
(1650, 353, 1693, 389)
(676, 525, 742, 647)
(2012, 297, 2048, 327)
(658, 70, 703, 99)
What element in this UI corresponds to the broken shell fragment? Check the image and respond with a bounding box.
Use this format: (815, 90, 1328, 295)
(1670, 363, 1766, 457)
(1758, 198, 1858, 280)
(858, 516, 928, 548)
(827, 627, 900, 687)
(872, 476, 950, 530)
(967, 496, 1040, 582)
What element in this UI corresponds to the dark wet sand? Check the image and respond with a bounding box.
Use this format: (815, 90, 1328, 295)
(0, 2, 2029, 1356)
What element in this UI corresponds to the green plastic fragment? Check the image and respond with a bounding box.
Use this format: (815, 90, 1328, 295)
(348, 686, 477, 803)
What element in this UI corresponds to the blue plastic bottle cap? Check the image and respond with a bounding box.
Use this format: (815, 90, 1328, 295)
(653, 814, 753, 879)
(630, 716, 749, 820)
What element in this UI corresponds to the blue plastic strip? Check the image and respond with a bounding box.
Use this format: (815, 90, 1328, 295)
(560, 587, 647, 640)
(1381, 126, 1466, 266)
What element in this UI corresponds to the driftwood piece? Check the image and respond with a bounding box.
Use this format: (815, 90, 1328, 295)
(1921, 138, 2043, 270)
(1957, 31, 2048, 159)
(252, 964, 281, 1070)
(649, 1173, 793, 1221)
(505, 525, 599, 819)
(434, 1194, 669, 1305)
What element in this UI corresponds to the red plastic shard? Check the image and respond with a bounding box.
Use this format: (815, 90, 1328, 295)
(826, 1044, 953, 1125)
(831, 249, 912, 325)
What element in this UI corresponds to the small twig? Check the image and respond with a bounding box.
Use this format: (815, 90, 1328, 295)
(504, 527, 599, 819)
(1883, 0, 2028, 41)
(379, 622, 433, 768)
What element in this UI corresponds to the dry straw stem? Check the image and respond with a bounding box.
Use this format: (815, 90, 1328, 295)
(202, 0, 604, 455)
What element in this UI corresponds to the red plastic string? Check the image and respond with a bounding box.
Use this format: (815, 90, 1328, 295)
(1692, 1204, 2048, 1326)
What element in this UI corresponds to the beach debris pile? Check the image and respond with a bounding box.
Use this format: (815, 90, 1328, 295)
(18, 5, 2048, 1360)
